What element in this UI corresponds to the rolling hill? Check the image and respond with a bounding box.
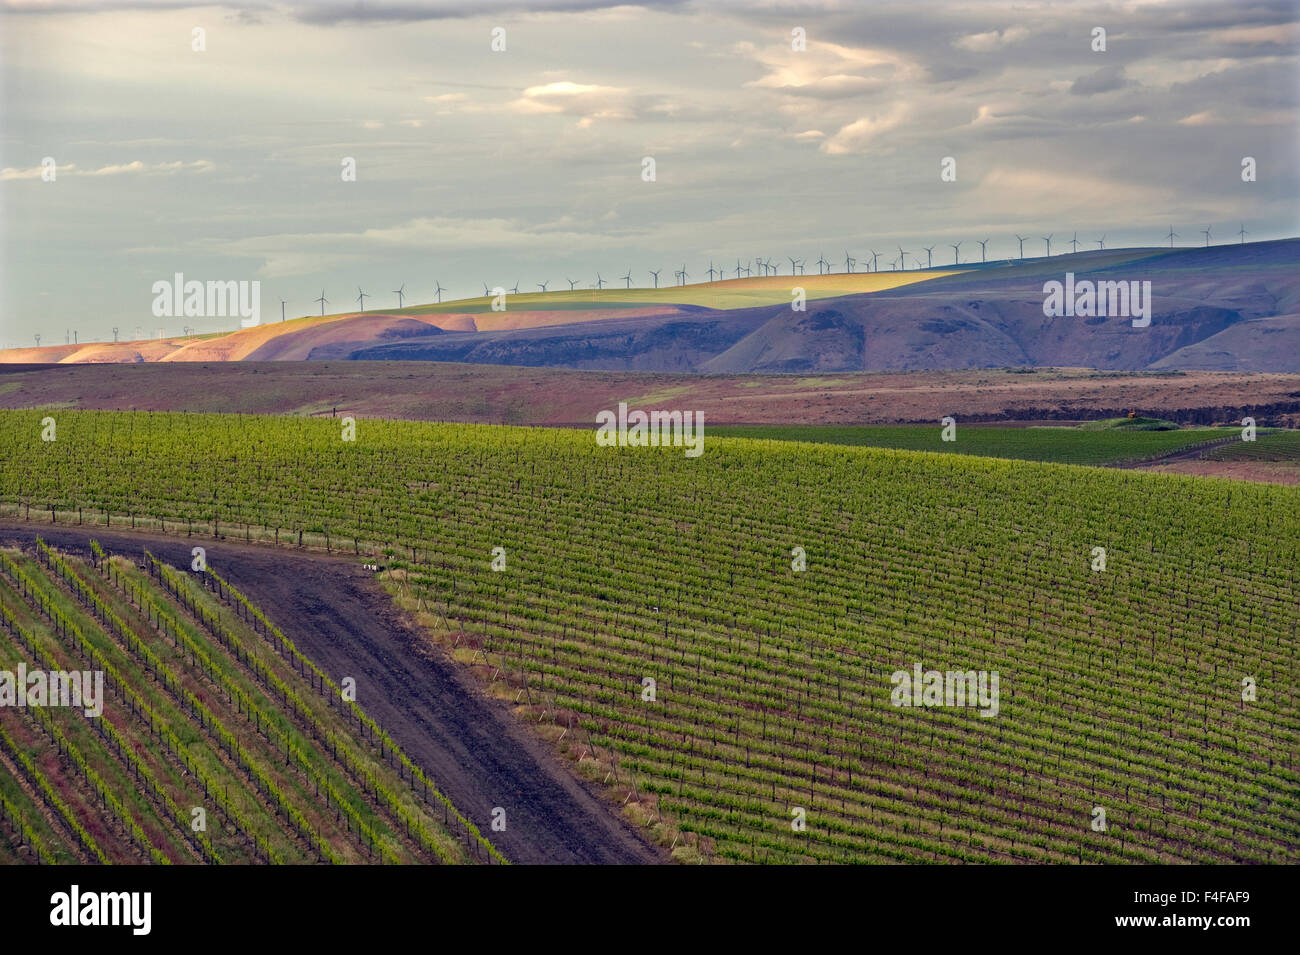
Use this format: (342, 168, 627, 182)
(5, 240, 1296, 374)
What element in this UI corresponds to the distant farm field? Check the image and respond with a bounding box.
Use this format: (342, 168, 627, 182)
(2, 410, 1297, 863)
(708, 424, 1239, 466)
(404, 270, 960, 314)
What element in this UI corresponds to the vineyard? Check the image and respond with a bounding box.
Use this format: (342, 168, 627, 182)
(709, 424, 1241, 466)
(0, 532, 502, 865)
(1, 409, 1298, 864)
(1205, 430, 1300, 463)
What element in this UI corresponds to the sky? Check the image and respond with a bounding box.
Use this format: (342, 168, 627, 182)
(1, 0, 1297, 345)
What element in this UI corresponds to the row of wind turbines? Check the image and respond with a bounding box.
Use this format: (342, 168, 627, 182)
(291, 223, 1253, 318)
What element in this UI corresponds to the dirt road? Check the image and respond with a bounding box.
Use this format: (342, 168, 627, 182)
(0, 522, 664, 865)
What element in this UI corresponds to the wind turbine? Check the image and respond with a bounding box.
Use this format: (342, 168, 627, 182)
(356, 287, 368, 311)
(434, 281, 445, 303)
(112, 327, 119, 343)
(648, 270, 661, 288)
(315, 290, 328, 316)
(1069, 232, 1079, 254)
(869, 250, 880, 272)
(816, 252, 829, 275)
(1165, 225, 1177, 248)
(280, 299, 287, 322)
(1237, 223, 1248, 245)
(33, 334, 40, 347)
(537, 280, 550, 292)
(844, 251, 855, 273)
(921, 246, 934, 269)
(392, 284, 405, 308)
(897, 246, 908, 271)
(707, 262, 718, 282)
(1095, 236, 1105, 250)
(977, 238, 990, 262)
(482, 283, 491, 296)
(736, 258, 745, 278)
(595, 272, 606, 290)
(950, 241, 962, 265)
(679, 264, 689, 285)
(566, 277, 579, 291)
(509, 280, 521, 294)
(787, 256, 799, 275)
(1042, 234, 1053, 257)
(621, 269, 632, 289)
(1201, 225, 1212, 247)
(1015, 235, 1027, 259)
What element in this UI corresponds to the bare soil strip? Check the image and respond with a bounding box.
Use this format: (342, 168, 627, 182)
(0, 523, 664, 865)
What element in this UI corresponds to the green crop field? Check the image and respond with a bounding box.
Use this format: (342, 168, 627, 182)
(709, 424, 1236, 466)
(2, 409, 1297, 864)
(396, 270, 957, 314)
(1205, 430, 1300, 462)
(0, 534, 500, 865)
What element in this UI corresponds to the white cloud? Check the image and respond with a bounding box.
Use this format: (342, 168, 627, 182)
(954, 27, 1030, 53)
(0, 159, 211, 180)
(820, 105, 907, 155)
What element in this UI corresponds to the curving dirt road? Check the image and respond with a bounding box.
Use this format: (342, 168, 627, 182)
(0, 522, 664, 865)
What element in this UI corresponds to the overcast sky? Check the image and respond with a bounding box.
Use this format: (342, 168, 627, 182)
(1, 0, 1297, 345)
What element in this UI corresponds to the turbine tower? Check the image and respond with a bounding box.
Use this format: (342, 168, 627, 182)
(621, 269, 633, 289)
(509, 280, 521, 294)
(112, 327, 119, 343)
(537, 280, 550, 292)
(1166, 225, 1177, 248)
(566, 277, 579, 291)
(816, 252, 828, 275)
(897, 246, 908, 271)
(649, 269, 661, 288)
(392, 283, 405, 308)
(1095, 236, 1105, 250)
(921, 245, 934, 269)
(844, 251, 855, 273)
(707, 262, 718, 282)
(315, 290, 328, 316)
(950, 241, 962, 265)
(595, 272, 606, 290)
(1201, 225, 1212, 247)
(869, 250, 880, 272)
(1069, 232, 1079, 254)
(356, 287, 368, 311)
(679, 264, 689, 285)
(434, 281, 445, 303)
(977, 238, 989, 262)
(787, 256, 799, 275)
(280, 298, 286, 322)
(1015, 235, 1027, 259)
(1237, 223, 1248, 245)
(1042, 234, 1053, 257)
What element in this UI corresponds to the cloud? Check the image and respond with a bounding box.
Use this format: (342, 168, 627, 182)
(1070, 65, 1129, 96)
(741, 39, 921, 97)
(954, 26, 1030, 52)
(1177, 110, 1218, 125)
(820, 105, 907, 155)
(505, 80, 660, 125)
(0, 159, 212, 179)
(211, 215, 628, 277)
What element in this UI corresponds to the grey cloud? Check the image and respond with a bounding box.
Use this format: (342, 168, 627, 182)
(1070, 65, 1128, 96)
